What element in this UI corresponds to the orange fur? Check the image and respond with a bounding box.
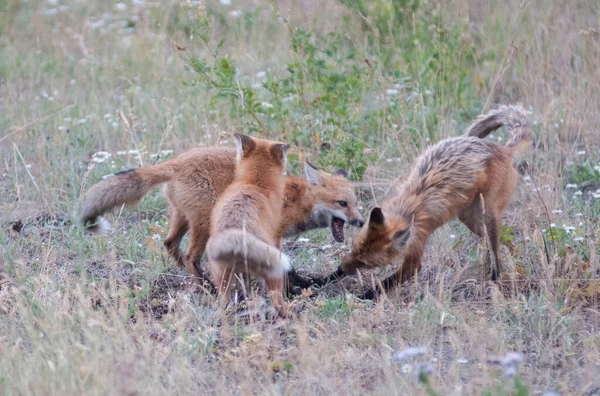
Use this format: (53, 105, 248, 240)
(81, 143, 363, 289)
(206, 134, 291, 317)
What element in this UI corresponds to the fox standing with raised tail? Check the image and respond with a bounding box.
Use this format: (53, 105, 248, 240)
(206, 134, 292, 317)
(317, 105, 533, 299)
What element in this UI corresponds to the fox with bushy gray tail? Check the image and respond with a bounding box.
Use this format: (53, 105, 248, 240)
(315, 104, 533, 299)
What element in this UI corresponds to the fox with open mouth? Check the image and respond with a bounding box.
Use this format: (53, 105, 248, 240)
(81, 145, 364, 289)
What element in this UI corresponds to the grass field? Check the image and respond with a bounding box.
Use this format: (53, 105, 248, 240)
(1, 0, 600, 394)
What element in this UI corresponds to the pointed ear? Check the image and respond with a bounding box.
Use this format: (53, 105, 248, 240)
(233, 133, 255, 160)
(304, 160, 322, 185)
(368, 207, 384, 226)
(271, 143, 290, 163)
(392, 228, 411, 250)
(333, 168, 348, 179)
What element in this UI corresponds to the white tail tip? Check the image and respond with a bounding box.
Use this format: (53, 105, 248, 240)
(280, 253, 292, 272)
(86, 216, 113, 235)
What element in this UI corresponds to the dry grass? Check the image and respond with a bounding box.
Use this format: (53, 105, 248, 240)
(1, 0, 599, 394)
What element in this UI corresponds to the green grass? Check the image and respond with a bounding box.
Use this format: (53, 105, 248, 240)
(1, 0, 600, 395)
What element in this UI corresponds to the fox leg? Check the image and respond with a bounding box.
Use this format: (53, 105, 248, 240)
(184, 221, 214, 292)
(359, 245, 424, 300)
(209, 261, 234, 308)
(264, 276, 290, 318)
(459, 195, 502, 281)
(163, 209, 189, 268)
(483, 212, 502, 281)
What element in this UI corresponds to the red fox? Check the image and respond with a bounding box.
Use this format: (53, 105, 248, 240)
(81, 144, 363, 289)
(315, 105, 532, 299)
(206, 133, 291, 317)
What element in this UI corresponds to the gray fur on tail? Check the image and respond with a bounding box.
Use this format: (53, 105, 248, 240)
(81, 166, 172, 234)
(464, 104, 530, 139)
(207, 229, 292, 278)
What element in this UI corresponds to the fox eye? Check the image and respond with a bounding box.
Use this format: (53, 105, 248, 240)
(337, 201, 347, 207)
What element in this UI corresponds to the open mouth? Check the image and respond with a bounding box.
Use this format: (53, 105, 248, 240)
(331, 217, 345, 243)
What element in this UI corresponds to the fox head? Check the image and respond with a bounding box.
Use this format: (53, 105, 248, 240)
(340, 207, 412, 273)
(304, 160, 365, 242)
(234, 133, 290, 174)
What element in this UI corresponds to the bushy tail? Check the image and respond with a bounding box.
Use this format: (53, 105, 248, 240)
(81, 162, 177, 234)
(464, 104, 530, 139)
(207, 229, 292, 278)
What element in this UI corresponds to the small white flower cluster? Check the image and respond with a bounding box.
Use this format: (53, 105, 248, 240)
(394, 346, 433, 379)
(92, 151, 112, 164)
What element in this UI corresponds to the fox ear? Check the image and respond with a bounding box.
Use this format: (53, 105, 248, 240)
(304, 160, 323, 185)
(334, 168, 348, 179)
(368, 207, 385, 226)
(233, 133, 256, 160)
(392, 228, 411, 250)
(271, 143, 291, 163)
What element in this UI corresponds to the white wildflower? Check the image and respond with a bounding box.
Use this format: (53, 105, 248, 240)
(456, 358, 469, 364)
(573, 237, 584, 242)
(554, 123, 559, 128)
(230, 10, 241, 17)
(219, 0, 231, 4)
(449, 234, 456, 239)
(160, 150, 173, 156)
(282, 95, 296, 103)
(386, 89, 399, 96)
(566, 183, 577, 189)
(394, 346, 427, 362)
(25, 164, 32, 169)
(577, 150, 586, 156)
(552, 210, 563, 215)
(320, 244, 333, 250)
(255, 71, 266, 79)
(550, 223, 556, 228)
(128, 149, 140, 155)
(111, 122, 119, 128)
(391, 124, 398, 129)
(261, 102, 273, 109)
(574, 191, 583, 196)
(296, 238, 310, 243)
(114, 2, 127, 11)
(77, 118, 87, 124)
(401, 364, 412, 374)
(116, 151, 127, 156)
(58, 126, 67, 131)
(533, 120, 539, 126)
